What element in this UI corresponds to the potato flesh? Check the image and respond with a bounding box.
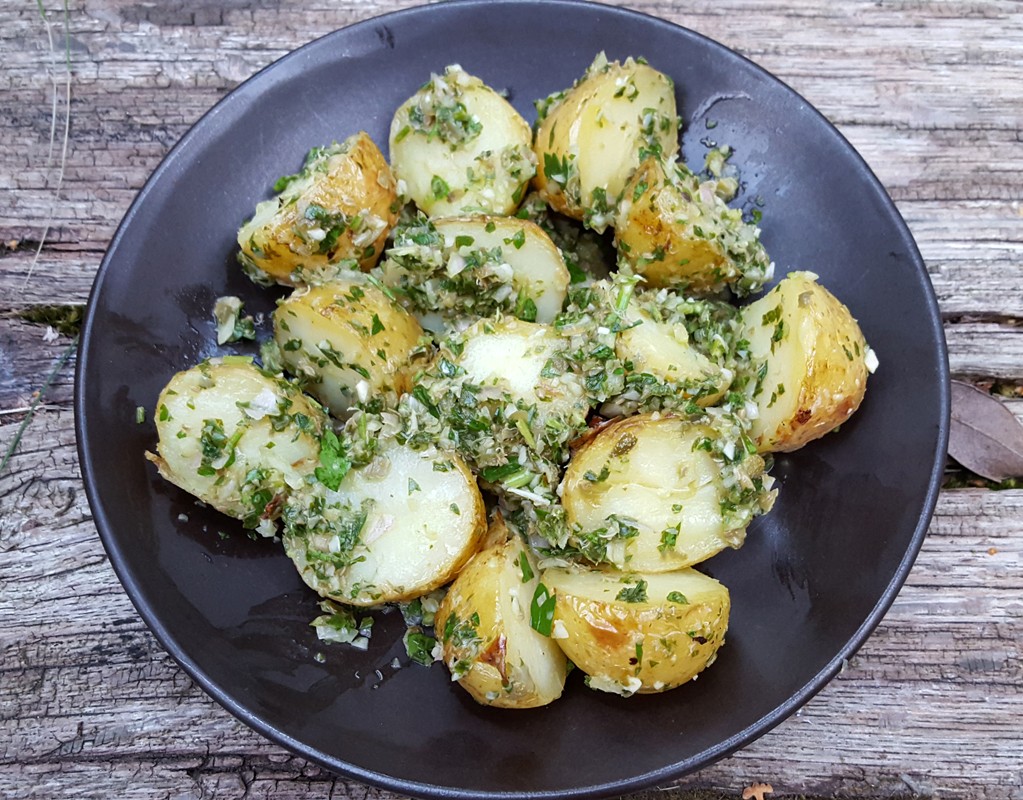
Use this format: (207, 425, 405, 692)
(432, 217, 570, 324)
(544, 566, 730, 695)
(285, 443, 486, 606)
(389, 67, 534, 217)
(615, 305, 730, 406)
(273, 278, 423, 416)
(454, 317, 587, 426)
(533, 57, 678, 228)
(561, 414, 736, 572)
(742, 271, 871, 452)
(435, 538, 568, 708)
(237, 132, 398, 285)
(147, 360, 324, 529)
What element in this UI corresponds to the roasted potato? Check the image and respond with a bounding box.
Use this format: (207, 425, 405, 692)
(452, 316, 588, 428)
(543, 566, 730, 695)
(146, 358, 325, 534)
(378, 216, 570, 328)
(741, 271, 876, 453)
(237, 132, 398, 286)
(615, 158, 772, 296)
(615, 302, 731, 407)
(273, 277, 424, 415)
(533, 54, 678, 231)
(433, 217, 570, 323)
(389, 65, 535, 217)
(435, 536, 568, 708)
(283, 441, 486, 606)
(561, 413, 772, 572)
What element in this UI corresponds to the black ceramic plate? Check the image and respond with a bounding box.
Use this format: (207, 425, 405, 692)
(76, 1, 949, 797)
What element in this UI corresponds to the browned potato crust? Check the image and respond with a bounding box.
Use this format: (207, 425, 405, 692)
(742, 271, 875, 452)
(615, 158, 771, 296)
(237, 132, 398, 286)
(435, 537, 568, 708)
(544, 566, 730, 695)
(533, 55, 678, 230)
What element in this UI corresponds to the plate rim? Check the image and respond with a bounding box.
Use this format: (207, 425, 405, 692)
(74, 1, 952, 797)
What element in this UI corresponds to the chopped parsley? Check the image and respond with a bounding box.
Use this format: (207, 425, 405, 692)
(616, 579, 648, 604)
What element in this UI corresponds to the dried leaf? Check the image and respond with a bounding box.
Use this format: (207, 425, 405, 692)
(742, 783, 774, 800)
(948, 380, 1023, 481)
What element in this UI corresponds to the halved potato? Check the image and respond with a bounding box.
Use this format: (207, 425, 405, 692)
(615, 158, 771, 296)
(378, 216, 569, 327)
(533, 54, 678, 230)
(389, 65, 534, 217)
(146, 358, 325, 533)
(283, 441, 486, 606)
(273, 277, 423, 415)
(237, 132, 398, 286)
(741, 271, 875, 453)
(451, 316, 588, 429)
(433, 217, 570, 323)
(543, 566, 730, 695)
(616, 303, 731, 407)
(435, 537, 568, 708)
(561, 414, 770, 571)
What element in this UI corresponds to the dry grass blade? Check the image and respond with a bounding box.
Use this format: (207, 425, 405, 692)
(0, 338, 78, 477)
(24, 0, 72, 291)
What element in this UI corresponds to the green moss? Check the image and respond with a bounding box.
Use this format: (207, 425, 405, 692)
(17, 304, 84, 338)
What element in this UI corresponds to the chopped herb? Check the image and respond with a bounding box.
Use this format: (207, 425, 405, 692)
(667, 591, 688, 605)
(659, 523, 680, 553)
(315, 430, 351, 490)
(135, 406, 145, 424)
(412, 385, 440, 418)
(504, 228, 526, 250)
(518, 551, 535, 583)
(371, 314, 385, 336)
(403, 628, 437, 666)
(616, 579, 648, 603)
(430, 175, 451, 201)
(529, 583, 556, 636)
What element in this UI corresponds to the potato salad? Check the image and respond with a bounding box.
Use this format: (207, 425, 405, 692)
(146, 55, 877, 707)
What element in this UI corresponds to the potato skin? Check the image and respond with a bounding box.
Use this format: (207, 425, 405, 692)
(533, 55, 678, 230)
(146, 358, 325, 532)
(561, 414, 768, 572)
(389, 66, 534, 217)
(237, 132, 398, 286)
(273, 277, 424, 416)
(616, 159, 730, 291)
(543, 566, 730, 695)
(435, 537, 568, 708)
(742, 271, 873, 452)
(283, 442, 487, 606)
(615, 158, 771, 296)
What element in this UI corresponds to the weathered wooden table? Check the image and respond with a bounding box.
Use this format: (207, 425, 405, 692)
(2, 1, 1021, 798)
